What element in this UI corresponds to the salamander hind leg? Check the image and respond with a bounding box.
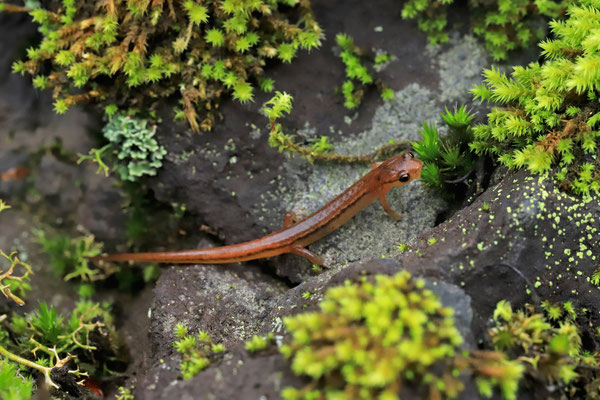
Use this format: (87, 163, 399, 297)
(378, 192, 403, 221)
(289, 246, 326, 268)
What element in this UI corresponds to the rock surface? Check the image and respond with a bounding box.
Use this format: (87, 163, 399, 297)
(135, 169, 600, 399)
(3, 1, 594, 399)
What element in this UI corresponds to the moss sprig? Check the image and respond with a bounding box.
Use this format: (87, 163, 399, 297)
(245, 332, 275, 353)
(172, 323, 224, 380)
(263, 92, 411, 163)
(35, 230, 112, 282)
(0, 199, 10, 213)
(335, 33, 394, 109)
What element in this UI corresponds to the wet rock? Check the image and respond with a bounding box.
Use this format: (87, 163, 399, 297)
(143, 347, 303, 400)
(146, 0, 468, 282)
(133, 258, 288, 399)
(140, 169, 600, 400)
(397, 169, 600, 342)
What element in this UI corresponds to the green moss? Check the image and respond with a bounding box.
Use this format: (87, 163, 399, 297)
(116, 385, 135, 400)
(471, 0, 600, 195)
(336, 33, 393, 109)
(5, 0, 322, 131)
(35, 230, 105, 282)
(245, 332, 275, 353)
(280, 272, 473, 399)
(0, 199, 10, 213)
(0, 299, 120, 390)
(490, 300, 600, 397)
(0, 359, 34, 400)
(279, 273, 531, 399)
(412, 105, 475, 193)
(401, 0, 568, 60)
(172, 323, 224, 380)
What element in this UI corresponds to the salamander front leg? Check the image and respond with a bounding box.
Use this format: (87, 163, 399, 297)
(378, 192, 403, 221)
(371, 161, 383, 170)
(283, 211, 299, 228)
(289, 246, 326, 267)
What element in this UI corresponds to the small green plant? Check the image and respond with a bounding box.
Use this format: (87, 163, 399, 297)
(0, 359, 34, 400)
(264, 92, 411, 163)
(412, 105, 475, 192)
(0, 299, 120, 390)
(116, 385, 135, 400)
(173, 323, 224, 380)
(245, 332, 275, 353)
(0, 203, 31, 306)
(336, 33, 393, 109)
(401, 0, 569, 60)
(0, 199, 10, 212)
(471, 0, 600, 195)
(79, 113, 167, 182)
(0, 251, 33, 306)
(5, 0, 322, 132)
(115, 385, 135, 400)
(489, 300, 600, 397)
(35, 230, 110, 282)
(280, 271, 522, 400)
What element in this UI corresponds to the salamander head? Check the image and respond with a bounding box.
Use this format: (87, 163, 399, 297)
(377, 152, 423, 190)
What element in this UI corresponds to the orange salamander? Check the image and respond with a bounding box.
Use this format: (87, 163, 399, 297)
(98, 152, 423, 266)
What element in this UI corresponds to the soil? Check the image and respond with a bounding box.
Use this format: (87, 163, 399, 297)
(1, 1, 597, 400)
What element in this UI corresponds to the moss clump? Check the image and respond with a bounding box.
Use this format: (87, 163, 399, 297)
(471, 0, 600, 195)
(0, 300, 122, 390)
(412, 105, 475, 193)
(245, 332, 275, 353)
(172, 323, 225, 380)
(280, 272, 529, 399)
(0, 359, 34, 400)
(280, 271, 466, 399)
(6, 0, 322, 131)
(489, 300, 600, 398)
(401, 0, 568, 60)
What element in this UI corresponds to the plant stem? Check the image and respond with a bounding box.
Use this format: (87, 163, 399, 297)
(0, 344, 58, 388)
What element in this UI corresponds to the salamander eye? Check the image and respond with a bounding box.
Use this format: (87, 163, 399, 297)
(398, 172, 410, 182)
(403, 152, 414, 160)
